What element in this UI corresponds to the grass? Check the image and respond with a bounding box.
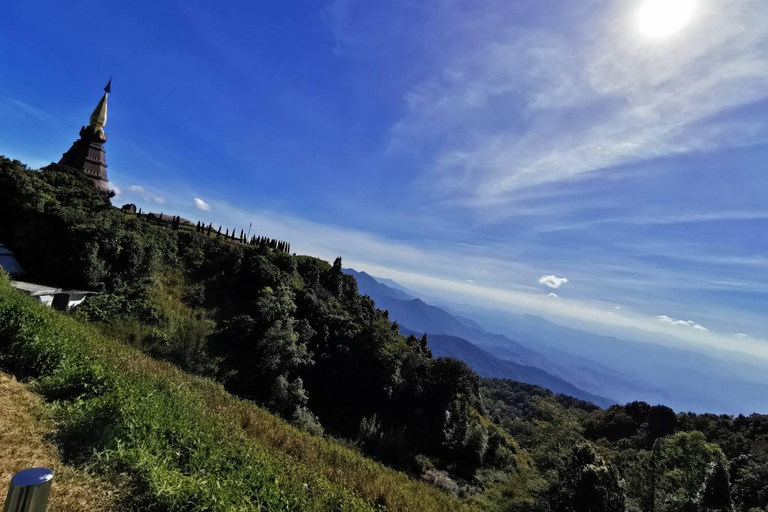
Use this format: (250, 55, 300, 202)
(0, 372, 124, 511)
(0, 274, 475, 511)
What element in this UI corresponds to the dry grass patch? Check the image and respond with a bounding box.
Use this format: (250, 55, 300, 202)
(0, 373, 124, 512)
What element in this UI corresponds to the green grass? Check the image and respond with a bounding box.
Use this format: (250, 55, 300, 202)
(0, 275, 474, 511)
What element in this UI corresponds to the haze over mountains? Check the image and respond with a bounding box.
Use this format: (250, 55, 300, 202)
(345, 268, 768, 414)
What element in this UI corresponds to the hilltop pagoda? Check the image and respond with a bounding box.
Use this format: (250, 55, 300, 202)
(59, 80, 113, 192)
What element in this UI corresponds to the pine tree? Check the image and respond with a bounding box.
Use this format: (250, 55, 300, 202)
(217, 226, 222, 239)
(207, 223, 213, 236)
(700, 460, 732, 511)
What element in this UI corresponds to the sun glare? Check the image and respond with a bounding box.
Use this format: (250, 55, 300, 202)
(638, 0, 695, 38)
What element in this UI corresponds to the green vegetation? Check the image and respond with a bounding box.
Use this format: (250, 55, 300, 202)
(482, 378, 768, 511)
(0, 274, 472, 511)
(1, 155, 767, 511)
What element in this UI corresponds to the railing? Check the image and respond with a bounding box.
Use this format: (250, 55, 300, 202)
(3, 468, 53, 512)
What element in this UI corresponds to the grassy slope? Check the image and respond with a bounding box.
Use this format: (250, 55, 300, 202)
(0, 275, 474, 512)
(0, 372, 122, 511)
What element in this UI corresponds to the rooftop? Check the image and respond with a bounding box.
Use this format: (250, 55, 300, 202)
(0, 243, 26, 277)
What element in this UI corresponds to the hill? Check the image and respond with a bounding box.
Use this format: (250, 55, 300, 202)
(2, 156, 767, 512)
(0, 273, 476, 511)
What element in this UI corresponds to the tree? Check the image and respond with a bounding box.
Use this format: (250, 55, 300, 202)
(700, 459, 732, 511)
(657, 431, 727, 512)
(555, 443, 625, 512)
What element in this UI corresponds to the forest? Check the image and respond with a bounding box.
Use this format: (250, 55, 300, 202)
(0, 156, 766, 512)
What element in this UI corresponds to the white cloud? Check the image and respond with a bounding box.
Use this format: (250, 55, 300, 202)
(194, 198, 212, 211)
(656, 315, 708, 331)
(615, 306, 622, 310)
(735, 333, 752, 339)
(547, 292, 558, 298)
(108, 183, 121, 198)
(128, 185, 165, 205)
(539, 275, 568, 289)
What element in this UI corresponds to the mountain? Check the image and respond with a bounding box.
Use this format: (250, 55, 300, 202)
(401, 327, 614, 407)
(424, 301, 768, 414)
(346, 269, 768, 414)
(344, 268, 616, 406)
(343, 268, 415, 301)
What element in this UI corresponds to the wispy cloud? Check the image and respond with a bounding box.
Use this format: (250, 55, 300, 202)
(108, 183, 122, 199)
(0, 97, 57, 126)
(193, 198, 212, 211)
(541, 210, 768, 233)
(656, 314, 708, 331)
(386, 0, 768, 211)
(127, 185, 165, 205)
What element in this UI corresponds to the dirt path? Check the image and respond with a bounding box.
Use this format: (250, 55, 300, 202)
(0, 372, 123, 511)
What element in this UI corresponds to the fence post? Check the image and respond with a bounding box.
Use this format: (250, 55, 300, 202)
(3, 468, 53, 512)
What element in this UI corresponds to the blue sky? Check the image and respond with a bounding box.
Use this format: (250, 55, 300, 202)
(1, 0, 767, 357)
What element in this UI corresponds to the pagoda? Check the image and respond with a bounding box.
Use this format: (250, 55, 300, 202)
(59, 80, 112, 192)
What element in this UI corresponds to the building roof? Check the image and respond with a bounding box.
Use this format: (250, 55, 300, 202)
(0, 243, 26, 277)
(10, 280, 93, 297)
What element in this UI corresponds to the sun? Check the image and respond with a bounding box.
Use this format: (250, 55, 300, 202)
(638, 0, 695, 38)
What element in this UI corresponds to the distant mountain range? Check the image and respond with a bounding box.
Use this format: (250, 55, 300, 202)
(346, 268, 613, 407)
(345, 268, 768, 414)
(400, 327, 614, 407)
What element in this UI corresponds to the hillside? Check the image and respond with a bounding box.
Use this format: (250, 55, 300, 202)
(0, 274, 475, 511)
(1, 157, 767, 511)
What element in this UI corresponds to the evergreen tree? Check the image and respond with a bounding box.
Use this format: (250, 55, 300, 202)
(700, 460, 732, 511)
(217, 226, 222, 239)
(207, 223, 212, 236)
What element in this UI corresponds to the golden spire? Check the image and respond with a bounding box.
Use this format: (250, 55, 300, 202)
(88, 79, 111, 134)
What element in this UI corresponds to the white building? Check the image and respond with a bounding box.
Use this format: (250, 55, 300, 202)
(0, 243, 93, 311)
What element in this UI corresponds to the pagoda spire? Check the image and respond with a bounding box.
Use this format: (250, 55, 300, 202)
(88, 80, 110, 135)
(58, 79, 113, 193)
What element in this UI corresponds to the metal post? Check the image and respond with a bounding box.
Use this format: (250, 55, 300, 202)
(3, 468, 53, 512)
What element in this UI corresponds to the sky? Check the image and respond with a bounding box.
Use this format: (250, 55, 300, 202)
(1, 0, 767, 358)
